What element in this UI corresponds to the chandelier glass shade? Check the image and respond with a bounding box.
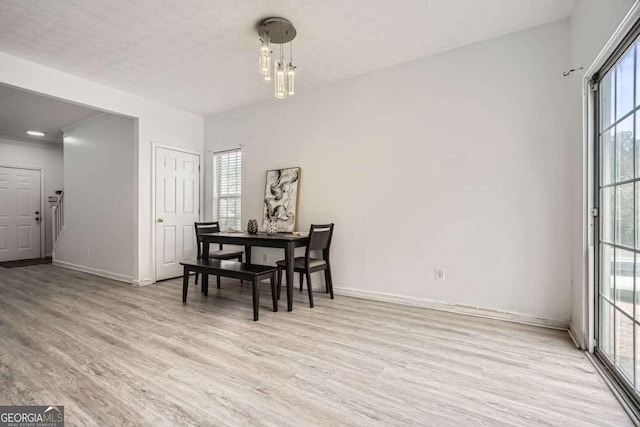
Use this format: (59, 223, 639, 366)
(259, 36, 271, 81)
(286, 63, 295, 95)
(274, 60, 287, 99)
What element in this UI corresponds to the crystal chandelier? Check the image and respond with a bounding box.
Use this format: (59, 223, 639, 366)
(258, 18, 297, 99)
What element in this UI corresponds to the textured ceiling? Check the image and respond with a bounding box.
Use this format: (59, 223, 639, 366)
(0, 84, 104, 144)
(0, 0, 576, 116)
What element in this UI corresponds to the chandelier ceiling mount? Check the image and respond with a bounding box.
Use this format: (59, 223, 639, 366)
(257, 17, 296, 44)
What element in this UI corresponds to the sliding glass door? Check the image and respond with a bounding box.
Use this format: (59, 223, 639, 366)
(596, 30, 640, 400)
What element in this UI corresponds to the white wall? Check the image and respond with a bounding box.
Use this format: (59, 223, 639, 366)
(0, 52, 204, 284)
(567, 0, 635, 348)
(0, 137, 63, 256)
(54, 115, 135, 281)
(205, 20, 573, 325)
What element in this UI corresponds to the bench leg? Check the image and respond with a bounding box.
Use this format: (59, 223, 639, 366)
(299, 272, 304, 292)
(217, 275, 221, 289)
(252, 278, 260, 321)
(271, 273, 278, 312)
(182, 267, 189, 303)
(306, 271, 314, 308)
(203, 273, 209, 296)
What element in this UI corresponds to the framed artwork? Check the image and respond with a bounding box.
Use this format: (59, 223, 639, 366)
(263, 167, 301, 232)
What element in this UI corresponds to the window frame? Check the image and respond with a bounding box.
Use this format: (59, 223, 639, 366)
(212, 148, 242, 230)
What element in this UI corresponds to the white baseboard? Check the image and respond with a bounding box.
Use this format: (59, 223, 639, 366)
(132, 278, 154, 287)
(53, 260, 132, 284)
(334, 287, 569, 330)
(568, 328, 582, 349)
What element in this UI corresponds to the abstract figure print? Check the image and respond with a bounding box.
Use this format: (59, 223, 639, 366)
(263, 167, 300, 232)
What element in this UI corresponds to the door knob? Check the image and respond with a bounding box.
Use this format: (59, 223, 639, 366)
(157, 218, 164, 223)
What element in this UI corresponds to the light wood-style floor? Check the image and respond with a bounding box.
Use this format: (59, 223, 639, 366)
(0, 265, 631, 426)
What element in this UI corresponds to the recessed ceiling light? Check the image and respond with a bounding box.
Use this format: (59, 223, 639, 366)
(26, 130, 46, 137)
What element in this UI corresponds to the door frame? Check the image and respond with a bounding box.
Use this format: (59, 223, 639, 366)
(0, 164, 45, 259)
(585, 3, 640, 354)
(151, 142, 202, 283)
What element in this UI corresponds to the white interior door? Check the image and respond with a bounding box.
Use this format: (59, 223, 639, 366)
(155, 147, 200, 280)
(0, 166, 41, 262)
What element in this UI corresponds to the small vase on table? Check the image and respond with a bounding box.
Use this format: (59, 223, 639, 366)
(247, 219, 258, 234)
(266, 218, 278, 235)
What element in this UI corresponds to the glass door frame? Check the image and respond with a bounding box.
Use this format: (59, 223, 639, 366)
(593, 18, 640, 409)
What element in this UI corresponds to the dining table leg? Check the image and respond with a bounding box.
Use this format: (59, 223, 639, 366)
(244, 245, 252, 264)
(202, 241, 210, 260)
(285, 242, 294, 312)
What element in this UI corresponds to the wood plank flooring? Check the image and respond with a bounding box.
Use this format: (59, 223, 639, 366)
(0, 265, 631, 426)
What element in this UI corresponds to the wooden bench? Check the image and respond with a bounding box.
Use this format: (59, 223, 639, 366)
(180, 259, 278, 321)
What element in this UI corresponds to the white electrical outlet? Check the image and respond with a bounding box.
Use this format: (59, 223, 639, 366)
(434, 268, 445, 281)
(85, 247, 90, 256)
(262, 253, 268, 262)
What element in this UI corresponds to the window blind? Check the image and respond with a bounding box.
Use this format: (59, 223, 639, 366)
(212, 149, 242, 230)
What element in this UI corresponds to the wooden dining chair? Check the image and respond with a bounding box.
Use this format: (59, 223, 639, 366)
(275, 223, 335, 308)
(194, 222, 244, 289)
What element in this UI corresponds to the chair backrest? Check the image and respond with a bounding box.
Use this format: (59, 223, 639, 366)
(305, 223, 334, 261)
(194, 222, 221, 257)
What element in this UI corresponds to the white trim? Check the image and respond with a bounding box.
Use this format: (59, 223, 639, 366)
(583, 74, 597, 353)
(132, 118, 140, 289)
(151, 142, 203, 284)
(0, 164, 46, 259)
(584, 1, 640, 354)
(568, 328, 581, 349)
(132, 277, 154, 287)
(334, 287, 569, 330)
(53, 259, 132, 283)
(583, 2, 640, 78)
(40, 168, 45, 258)
(0, 135, 63, 149)
(60, 112, 112, 135)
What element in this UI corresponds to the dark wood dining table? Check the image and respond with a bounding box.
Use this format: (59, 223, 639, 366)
(199, 231, 309, 312)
